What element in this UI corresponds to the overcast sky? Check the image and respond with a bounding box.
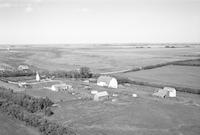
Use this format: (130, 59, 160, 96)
(0, 0, 200, 44)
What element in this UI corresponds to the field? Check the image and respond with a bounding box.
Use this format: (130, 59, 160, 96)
(0, 113, 40, 135)
(0, 44, 200, 135)
(15, 79, 200, 135)
(118, 65, 200, 90)
(1, 44, 200, 73)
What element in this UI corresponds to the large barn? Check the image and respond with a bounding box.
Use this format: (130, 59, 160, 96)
(97, 76, 118, 88)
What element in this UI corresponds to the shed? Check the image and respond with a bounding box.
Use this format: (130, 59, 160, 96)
(36, 72, 40, 81)
(163, 87, 176, 97)
(51, 84, 72, 92)
(94, 91, 109, 101)
(97, 76, 118, 88)
(153, 87, 176, 98)
(153, 89, 168, 98)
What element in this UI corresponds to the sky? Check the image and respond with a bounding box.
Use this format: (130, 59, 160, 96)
(0, 0, 200, 44)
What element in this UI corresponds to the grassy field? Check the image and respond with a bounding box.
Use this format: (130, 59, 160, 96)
(1, 44, 200, 135)
(118, 65, 200, 90)
(173, 59, 200, 66)
(0, 113, 40, 135)
(20, 78, 200, 135)
(1, 44, 200, 73)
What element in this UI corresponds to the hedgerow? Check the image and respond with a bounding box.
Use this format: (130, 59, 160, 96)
(0, 87, 53, 113)
(0, 100, 76, 135)
(0, 69, 35, 77)
(0, 87, 76, 135)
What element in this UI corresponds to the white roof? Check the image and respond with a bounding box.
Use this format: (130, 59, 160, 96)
(97, 76, 117, 84)
(95, 91, 109, 97)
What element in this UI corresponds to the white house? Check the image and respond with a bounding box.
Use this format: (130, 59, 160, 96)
(97, 76, 118, 88)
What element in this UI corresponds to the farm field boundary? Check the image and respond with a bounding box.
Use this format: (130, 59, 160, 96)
(101, 58, 200, 75)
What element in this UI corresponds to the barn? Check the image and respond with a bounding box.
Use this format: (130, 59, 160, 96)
(97, 76, 118, 88)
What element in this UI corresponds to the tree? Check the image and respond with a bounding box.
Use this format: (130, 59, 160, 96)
(79, 67, 92, 78)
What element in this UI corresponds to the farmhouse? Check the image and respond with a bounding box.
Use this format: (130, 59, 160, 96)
(51, 84, 73, 92)
(97, 76, 118, 88)
(18, 65, 29, 70)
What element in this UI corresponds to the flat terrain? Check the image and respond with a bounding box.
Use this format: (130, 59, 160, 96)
(118, 65, 200, 89)
(1, 44, 200, 73)
(13, 78, 200, 135)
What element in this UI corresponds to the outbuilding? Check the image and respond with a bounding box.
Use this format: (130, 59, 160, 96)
(51, 84, 73, 92)
(94, 91, 109, 101)
(97, 76, 118, 88)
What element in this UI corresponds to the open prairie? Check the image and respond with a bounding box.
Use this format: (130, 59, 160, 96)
(1, 44, 200, 73)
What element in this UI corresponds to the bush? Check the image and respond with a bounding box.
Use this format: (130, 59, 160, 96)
(0, 87, 76, 135)
(51, 67, 92, 79)
(0, 69, 35, 77)
(80, 67, 92, 78)
(44, 107, 54, 116)
(0, 87, 53, 113)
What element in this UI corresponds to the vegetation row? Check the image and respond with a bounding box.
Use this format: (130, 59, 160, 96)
(0, 87, 53, 113)
(0, 87, 76, 135)
(0, 66, 93, 79)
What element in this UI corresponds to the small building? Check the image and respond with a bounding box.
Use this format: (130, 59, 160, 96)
(153, 89, 168, 98)
(97, 76, 118, 88)
(94, 91, 109, 101)
(51, 84, 73, 92)
(153, 87, 176, 98)
(89, 78, 97, 83)
(18, 65, 29, 70)
(18, 82, 32, 88)
(91, 90, 98, 95)
(163, 87, 176, 97)
(36, 72, 40, 81)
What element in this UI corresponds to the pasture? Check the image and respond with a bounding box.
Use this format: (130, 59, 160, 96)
(1, 44, 200, 73)
(118, 65, 200, 90)
(22, 79, 200, 135)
